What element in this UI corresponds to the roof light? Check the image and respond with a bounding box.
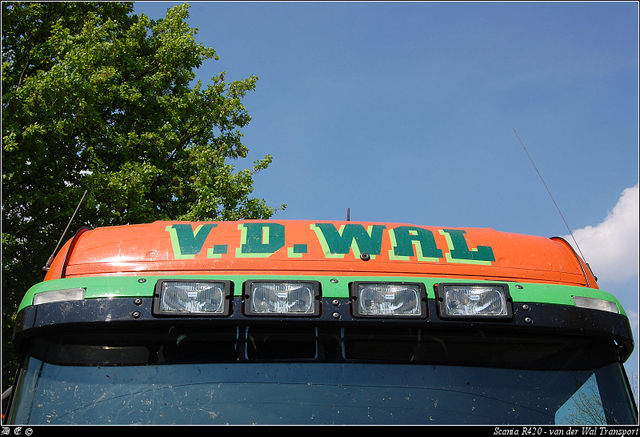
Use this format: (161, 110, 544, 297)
(436, 283, 512, 319)
(244, 281, 320, 316)
(573, 296, 618, 314)
(153, 280, 231, 316)
(33, 288, 85, 305)
(351, 282, 426, 318)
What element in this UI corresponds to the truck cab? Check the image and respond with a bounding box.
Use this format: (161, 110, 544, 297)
(4, 220, 637, 424)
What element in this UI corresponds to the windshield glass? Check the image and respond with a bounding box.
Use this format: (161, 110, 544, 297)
(7, 327, 637, 425)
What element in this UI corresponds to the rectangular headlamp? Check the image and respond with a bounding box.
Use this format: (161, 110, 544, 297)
(436, 283, 512, 319)
(351, 282, 426, 318)
(153, 280, 231, 316)
(244, 281, 320, 316)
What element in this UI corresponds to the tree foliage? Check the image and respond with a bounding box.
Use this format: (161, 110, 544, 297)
(2, 2, 284, 388)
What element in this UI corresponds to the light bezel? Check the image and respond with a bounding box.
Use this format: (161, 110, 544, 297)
(153, 280, 232, 317)
(436, 283, 513, 320)
(350, 281, 427, 319)
(243, 280, 321, 317)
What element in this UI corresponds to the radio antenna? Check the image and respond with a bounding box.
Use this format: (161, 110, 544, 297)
(512, 128, 587, 262)
(42, 190, 88, 272)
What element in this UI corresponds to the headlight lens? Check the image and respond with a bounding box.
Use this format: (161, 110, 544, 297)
(154, 281, 231, 316)
(437, 283, 512, 319)
(245, 281, 320, 316)
(351, 282, 426, 318)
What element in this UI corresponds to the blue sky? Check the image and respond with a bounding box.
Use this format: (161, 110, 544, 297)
(133, 2, 639, 373)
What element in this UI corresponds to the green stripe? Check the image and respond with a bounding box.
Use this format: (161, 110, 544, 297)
(20, 275, 627, 316)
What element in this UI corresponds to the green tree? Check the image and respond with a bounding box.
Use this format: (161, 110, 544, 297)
(2, 2, 284, 389)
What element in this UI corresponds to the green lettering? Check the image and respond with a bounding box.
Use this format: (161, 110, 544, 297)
(388, 226, 442, 261)
(207, 244, 228, 259)
(166, 224, 216, 259)
(287, 244, 308, 258)
(311, 223, 385, 259)
(236, 223, 285, 258)
(439, 229, 495, 265)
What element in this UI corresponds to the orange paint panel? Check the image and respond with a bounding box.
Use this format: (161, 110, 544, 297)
(47, 220, 595, 288)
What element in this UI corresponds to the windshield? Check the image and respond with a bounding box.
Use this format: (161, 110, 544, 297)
(7, 327, 637, 425)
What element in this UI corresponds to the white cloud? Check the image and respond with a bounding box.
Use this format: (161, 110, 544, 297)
(563, 184, 639, 284)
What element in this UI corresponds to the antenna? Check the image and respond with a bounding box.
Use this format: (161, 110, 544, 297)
(42, 190, 88, 272)
(513, 129, 587, 262)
